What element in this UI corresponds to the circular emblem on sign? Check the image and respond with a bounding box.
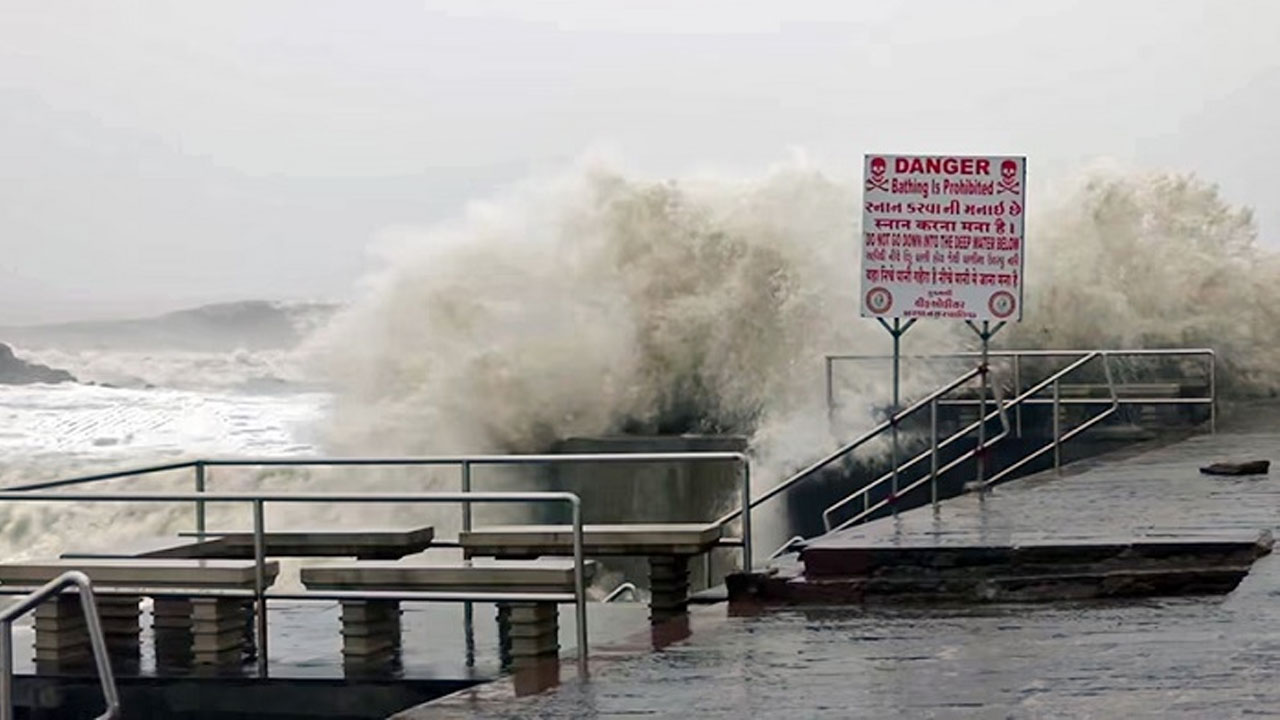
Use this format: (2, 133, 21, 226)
(988, 291, 1016, 319)
(865, 286, 893, 315)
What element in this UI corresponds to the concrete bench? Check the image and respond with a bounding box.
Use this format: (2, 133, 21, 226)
(460, 523, 721, 623)
(60, 535, 229, 560)
(301, 559, 595, 670)
(0, 559, 279, 668)
(65, 526, 436, 561)
(179, 526, 436, 560)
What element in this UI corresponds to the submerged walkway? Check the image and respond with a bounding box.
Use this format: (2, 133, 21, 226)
(400, 404, 1280, 718)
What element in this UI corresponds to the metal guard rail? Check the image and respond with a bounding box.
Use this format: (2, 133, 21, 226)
(826, 347, 1216, 432)
(0, 490, 590, 677)
(1, 571, 119, 720)
(825, 351, 1121, 531)
(716, 365, 982, 527)
(824, 370, 1012, 531)
(2, 452, 752, 575)
(982, 352, 1120, 487)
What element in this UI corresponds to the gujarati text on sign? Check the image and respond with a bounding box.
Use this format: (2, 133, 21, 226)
(861, 154, 1026, 321)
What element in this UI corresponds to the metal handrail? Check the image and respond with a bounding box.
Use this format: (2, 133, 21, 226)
(824, 351, 1122, 531)
(825, 377, 1013, 531)
(0, 490, 589, 676)
(3, 452, 752, 575)
(1, 571, 119, 720)
(983, 353, 1121, 487)
(716, 366, 982, 527)
(825, 347, 1216, 432)
(602, 582, 639, 603)
(767, 536, 805, 560)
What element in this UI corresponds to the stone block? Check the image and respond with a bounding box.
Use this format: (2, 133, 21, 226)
(32, 614, 87, 633)
(340, 600, 400, 623)
(507, 603, 557, 623)
(510, 634, 560, 657)
(192, 646, 243, 666)
(191, 629, 245, 654)
(34, 628, 90, 651)
(34, 596, 82, 620)
(342, 633, 398, 657)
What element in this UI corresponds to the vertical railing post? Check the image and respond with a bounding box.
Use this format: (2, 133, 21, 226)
(194, 461, 207, 538)
(1052, 379, 1062, 471)
(740, 461, 752, 571)
(460, 461, 473, 533)
(0, 619, 11, 720)
(929, 397, 939, 510)
(976, 324, 989, 489)
(252, 499, 268, 678)
(76, 579, 117, 717)
(1013, 354, 1023, 438)
(1209, 352, 1217, 434)
(570, 495, 588, 675)
(460, 460, 475, 666)
(890, 322, 901, 515)
(825, 356, 835, 423)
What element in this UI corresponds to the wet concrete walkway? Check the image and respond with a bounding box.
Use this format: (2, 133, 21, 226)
(401, 405, 1280, 718)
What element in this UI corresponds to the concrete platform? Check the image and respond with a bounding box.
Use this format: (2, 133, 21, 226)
(459, 523, 722, 558)
(730, 415, 1280, 605)
(393, 406, 1280, 718)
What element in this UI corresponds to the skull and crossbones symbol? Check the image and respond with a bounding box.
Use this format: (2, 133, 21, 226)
(865, 157, 889, 192)
(996, 160, 1020, 194)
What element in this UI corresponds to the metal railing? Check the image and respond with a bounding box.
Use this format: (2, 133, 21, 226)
(826, 348, 1216, 433)
(1, 571, 119, 720)
(602, 582, 638, 603)
(4, 452, 752, 572)
(716, 366, 984, 528)
(823, 350, 1119, 531)
(732, 348, 1209, 541)
(0, 490, 588, 676)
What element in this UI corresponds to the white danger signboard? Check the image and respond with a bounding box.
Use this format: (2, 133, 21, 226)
(861, 154, 1025, 321)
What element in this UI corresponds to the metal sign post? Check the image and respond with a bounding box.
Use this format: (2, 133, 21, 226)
(860, 153, 1026, 509)
(965, 320, 1006, 491)
(878, 317, 917, 514)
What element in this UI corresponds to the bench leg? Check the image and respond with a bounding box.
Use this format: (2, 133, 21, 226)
(33, 596, 90, 668)
(496, 603, 512, 668)
(190, 598, 251, 666)
(96, 595, 141, 665)
(340, 600, 401, 673)
(649, 555, 691, 624)
(153, 597, 193, 669)
(502, 602, 559, 667)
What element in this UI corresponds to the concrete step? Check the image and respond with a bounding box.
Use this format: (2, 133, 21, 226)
(728, 532, 1273, 605)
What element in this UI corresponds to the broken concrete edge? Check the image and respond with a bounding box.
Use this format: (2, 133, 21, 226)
(727, 530, 1274, 606)
(798, 532, 1274, 577)
(725, 564, 1257, 606)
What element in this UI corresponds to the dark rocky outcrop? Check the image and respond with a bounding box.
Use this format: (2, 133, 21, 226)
(0, 343, 75, 384)
(1200, 460, 1270, 476)
(0, 300, 339, 352)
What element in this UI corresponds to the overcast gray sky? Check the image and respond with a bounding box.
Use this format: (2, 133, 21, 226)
(2, 0, 1277, 324)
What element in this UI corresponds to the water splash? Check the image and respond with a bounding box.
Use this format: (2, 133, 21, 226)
(307, 159, 962, 492)
(1010, 169, 1275, 393)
